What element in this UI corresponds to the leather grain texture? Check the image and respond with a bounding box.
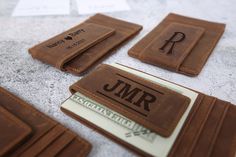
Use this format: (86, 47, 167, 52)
(66, 64, 236, 157)
(29, 23, 115, 70)
(0, 87, 91, 157)
(128, 13, 225, 76)
(65, 13, 142, 75)
(0, 106, 32, 156)
(29, 14, 142, 75)
(70, 64, 190, 137)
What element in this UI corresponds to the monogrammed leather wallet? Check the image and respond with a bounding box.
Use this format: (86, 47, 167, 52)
(61, 63, 236, 157)
(0, 87, 91, 157)
(29, 14, 142, 75)
(128, 13, 225, 76)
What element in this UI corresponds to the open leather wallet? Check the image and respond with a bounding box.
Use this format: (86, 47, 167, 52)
(61, 63, 236, 157)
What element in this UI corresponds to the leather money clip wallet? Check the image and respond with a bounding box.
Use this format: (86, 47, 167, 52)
(0, 87, 91, 157)
(29, 14, 142, 75)
(128, 13, 226, 76)
(61, 63, 236, 157)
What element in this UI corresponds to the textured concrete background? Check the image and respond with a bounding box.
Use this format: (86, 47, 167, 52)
(0, 0, 236, 156)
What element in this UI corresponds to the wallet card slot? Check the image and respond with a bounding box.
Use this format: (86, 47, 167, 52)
(0, 87, 92, 157)
(0, 87, 57, 156)
(11, 123, 58, 157)
(168, 94, 204, 157)
(210, 104, 236, 157)
(0, 106, 32, 157)
(190, 99, 229, 157)
(169, 95, 215, 157)
(37, 130, 76, 157)
(14, 122, 58, 156)
(56, 138, 92, 157)
(20, 124, 66, 157)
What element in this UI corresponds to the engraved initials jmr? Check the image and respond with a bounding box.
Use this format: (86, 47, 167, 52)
(159, 32, 185, 54)
(103, 80, 156, 112)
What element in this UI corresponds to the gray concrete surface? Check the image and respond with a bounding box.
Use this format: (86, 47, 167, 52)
(0, 0, 236, 156)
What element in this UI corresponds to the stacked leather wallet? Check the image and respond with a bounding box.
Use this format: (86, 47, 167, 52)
(0, 87, 91, 157)
(29, 14, 142, 75)
(61, 64, 236, 157)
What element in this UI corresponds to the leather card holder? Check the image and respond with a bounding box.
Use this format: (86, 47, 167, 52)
(29, 14, 142, 75)
(64, 64, 236, 157)
(69, 64, 190, 137)
(0, 87, 91, 157)
(29, 22, 115, 70)
(128, 13, 225, 76)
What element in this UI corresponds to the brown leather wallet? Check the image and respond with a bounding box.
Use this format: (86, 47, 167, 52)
(128, 13, 225, 76)
(29, 14, 142, 75)
(61, 64, 236, 157)
(0, 87, 91, 157)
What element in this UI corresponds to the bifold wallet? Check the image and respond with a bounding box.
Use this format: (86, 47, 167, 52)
(128, 13, 226, 76)
(61, 64, 236, 157)
(29, 14, 142, 75)
(0, 87, 91, 157)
